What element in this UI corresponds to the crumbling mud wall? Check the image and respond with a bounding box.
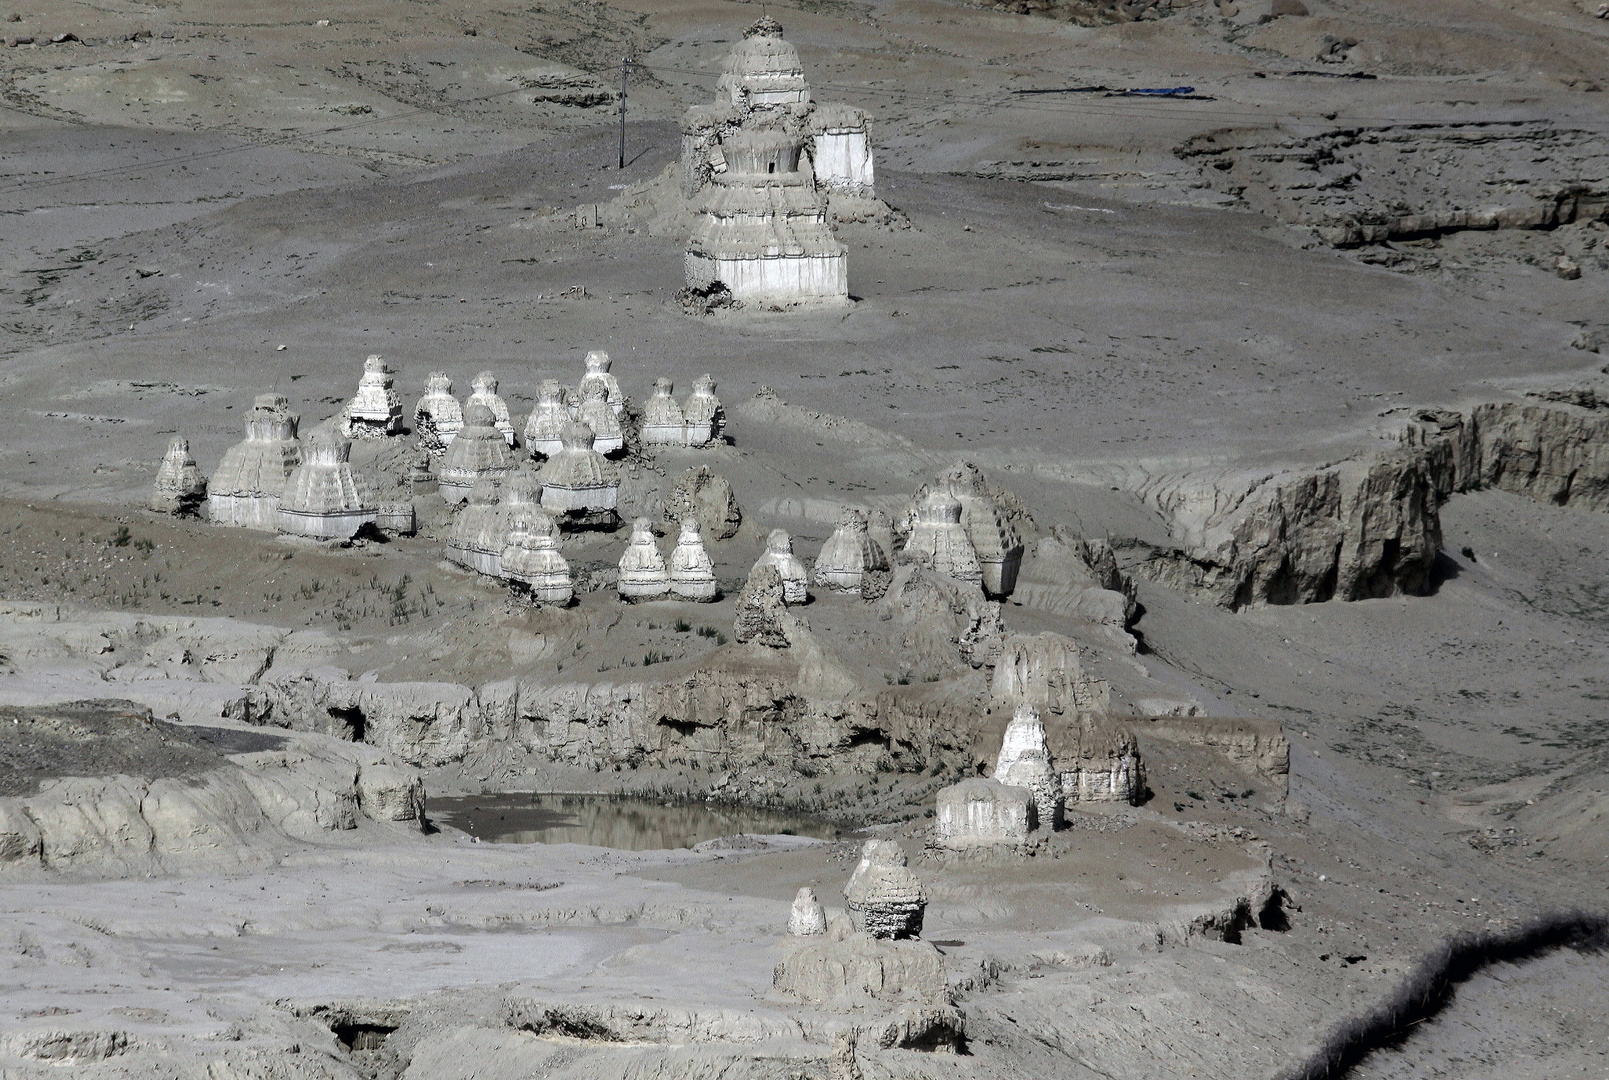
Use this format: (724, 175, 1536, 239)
(1117, 447, 1443, 610)
(1403, 400, 1609, 512)
(1179, 123, 1609, 247)
(237, 664, 990, 777)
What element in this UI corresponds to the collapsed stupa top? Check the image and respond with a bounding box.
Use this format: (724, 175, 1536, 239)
(719, 16, 809, 110)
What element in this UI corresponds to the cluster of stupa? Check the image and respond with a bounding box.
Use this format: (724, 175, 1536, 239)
(681, 17, 873, 305)
(150, 352, 725, 543)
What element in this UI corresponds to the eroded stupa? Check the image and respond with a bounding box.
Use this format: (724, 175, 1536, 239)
(446, 478, 507, 577)
(439, 403, 515, 503)
(575, 382, 624, 456)
(993, 702, 1064, 832)
(753, 529, 809, 604)
(209, 394, 302, 530)
(576, 351, 624, 419)
(523, 380, 571, 459)
(904, 491, 983, 585)
(503, 516, 573, 607)
(149, 437, 207, 516)
(468, 371, 517, 448)
(413, 372, 464, 454)
(538, 420, 620, 529)
(681, 17, 862, 305)
(683, 375, 725, 446)
(341, 355, 403, 440)
(275, 429, 377, 540)
(640, 378, 688, 446)
(668, 517, 718, 601)
(814, 507, 890, 596)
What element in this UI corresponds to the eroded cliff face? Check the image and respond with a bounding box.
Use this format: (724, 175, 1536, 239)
(1116, 446, 1444, 610)
(236, 655, 991, 778)
(1404, 400, 1609, 511)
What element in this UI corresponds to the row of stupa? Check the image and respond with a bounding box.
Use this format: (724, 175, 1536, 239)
(681, 17, 872, 305)
(345, 351, 725, 454)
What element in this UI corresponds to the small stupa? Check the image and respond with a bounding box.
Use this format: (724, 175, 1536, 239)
(413, 372, 464, 454)
(341, 354, 403, 439)
(149, 437, 207, 516)
(683, 374, 725, 447)
(668, 517, 719, 601)
(538, 420, 620, 529)
(904, 491, 983, 585)
(577, 350, 624, 419)
(640, 378, 688, 446)
(753, 529, 809, 604)
(523, 380, 571, 459)
(445, 477, 507, 576)
(275, 428, 377, 540)
(439, 402, 515, 503)
(503, 515, 573, 607)
(788, 887, 827, 936)
(576, 381, 625, 456)
(992, 702, 1063, 832)
(813, 507, 890, 595)
(209, 394, 303, 530)
(617, 518, 671, 601)
(468, 371, 517, 448)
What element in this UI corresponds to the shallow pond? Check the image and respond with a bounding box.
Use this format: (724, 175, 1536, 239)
(428, 793, 848, 851)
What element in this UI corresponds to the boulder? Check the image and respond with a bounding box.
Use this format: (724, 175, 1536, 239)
(664, 466, 742, 540)
(357, 763, 426, 822)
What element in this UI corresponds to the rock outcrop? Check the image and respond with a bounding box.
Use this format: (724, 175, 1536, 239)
(1403, 401, 1609, 512)
(664, 466, 742, 540)
(1119, 447, 1443, 609)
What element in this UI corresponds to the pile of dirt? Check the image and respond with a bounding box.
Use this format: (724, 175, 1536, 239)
(0, 699, 234, 797)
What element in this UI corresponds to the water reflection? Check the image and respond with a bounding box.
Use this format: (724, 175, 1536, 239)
(429, 793, 846, 851)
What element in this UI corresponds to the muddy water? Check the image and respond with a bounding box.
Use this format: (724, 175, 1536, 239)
(428, 793, 848, 851)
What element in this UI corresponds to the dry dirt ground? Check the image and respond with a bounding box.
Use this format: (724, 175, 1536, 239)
(1, 0, 1608, 1077)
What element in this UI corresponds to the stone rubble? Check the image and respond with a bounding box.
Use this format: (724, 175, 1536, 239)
(412, 371, 464, 454)
(467, 371, 517, 447)
(438, 402, 516, 503)
(149, 436, 207, 516)
(208, 393, 303, 531)
(341, 354, 404, 440)
(274, 428, 377, 540)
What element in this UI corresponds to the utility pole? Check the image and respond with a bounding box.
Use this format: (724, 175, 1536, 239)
(618, 57, 630, 170)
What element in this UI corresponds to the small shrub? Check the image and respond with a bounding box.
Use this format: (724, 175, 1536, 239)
(111, 526, 131, 548)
